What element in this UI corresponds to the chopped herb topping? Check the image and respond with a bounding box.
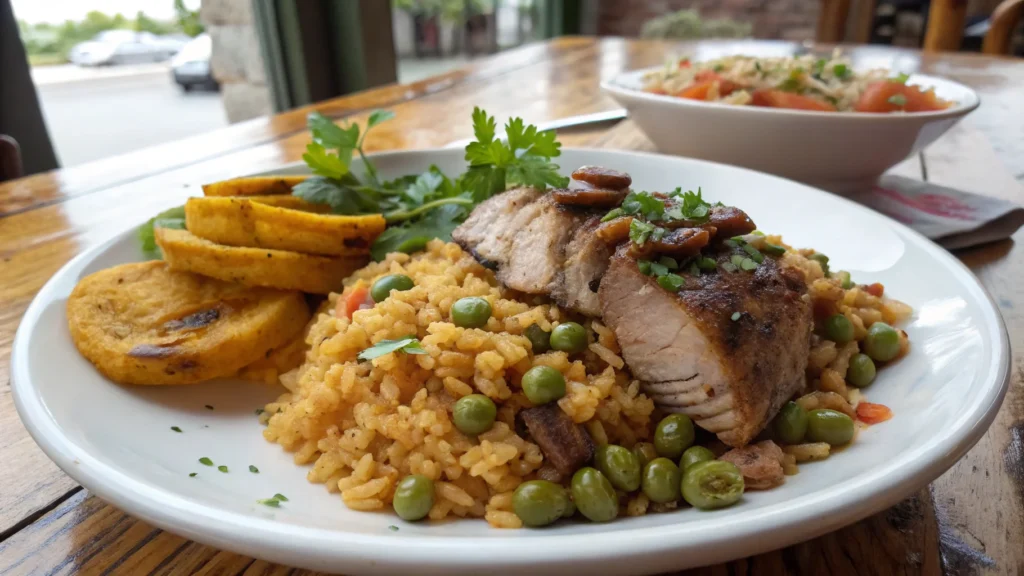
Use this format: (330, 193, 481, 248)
(697, 257, 717, 271)
(255, 408, 265, 416)
(741, 243, 764, 263)
(730, 312, 742, 321)
(388, 525, 399, 532)
(637, 260, 652, 275)
(204, 405, 214, 410)
(832, 63, 850, 80)
(713, 64, 725, 72)
(218, 465, 229, 473)
(762, 243, 786, 256)
(189, 472, 197, 478)
(358, 337, 428, 361)
(601, 207, 623, 222)
(657, 273, 685, 292)
(740, 258, 759, 271)
(621, 191, 665, 221)
(249, 465, 259, 474)
(171, 426, 182, 433)
(721, 261, 739, 273)
(890, 72, 910, 84)
(628, 218, 658, 246)
(657, 256, 679, 270)
(257, 493, 288, 507)
(648, 260, 670, 277)
(754, 61, 763, 73)
(887, 94, 907, 107)
(199, 457, 213, 466)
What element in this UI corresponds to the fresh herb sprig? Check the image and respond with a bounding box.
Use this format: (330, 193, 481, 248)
(357, 337, 428, 361)
(138, 206, 186, 258)
(295, 107, 567, 261)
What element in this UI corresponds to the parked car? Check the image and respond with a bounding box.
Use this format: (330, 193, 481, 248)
(170, 34, 217, 91)
(68, 30, 186, 66)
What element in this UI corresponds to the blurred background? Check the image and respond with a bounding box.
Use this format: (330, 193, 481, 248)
(3, 0, 1022, 175)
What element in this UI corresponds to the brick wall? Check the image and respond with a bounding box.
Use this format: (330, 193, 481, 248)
(595, 0, 820, 41)
(201, 0, 272, 123)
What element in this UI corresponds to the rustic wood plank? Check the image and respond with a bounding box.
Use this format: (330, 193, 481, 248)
(917, 121, 1024, 576)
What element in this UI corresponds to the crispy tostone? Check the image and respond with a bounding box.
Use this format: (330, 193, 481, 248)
(184, 197, 385, 256)
(202, 175, 308, 197)
(67, 261, 310, 385)
(156, 227, 367, 294)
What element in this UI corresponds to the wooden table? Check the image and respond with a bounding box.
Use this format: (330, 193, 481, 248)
(1, 37, 1022, 575)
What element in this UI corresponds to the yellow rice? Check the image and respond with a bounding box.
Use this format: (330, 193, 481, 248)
(262, 240, 655, 527)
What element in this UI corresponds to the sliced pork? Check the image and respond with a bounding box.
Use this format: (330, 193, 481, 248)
(719, 440, 786, 490)
(598, 245, 812, 447)
(521, 403, 595, 475)
(452, 191, 610, 314)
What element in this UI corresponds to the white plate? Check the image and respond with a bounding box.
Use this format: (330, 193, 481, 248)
(602, 66, 979, 193)
(12, 148, 1010, 575)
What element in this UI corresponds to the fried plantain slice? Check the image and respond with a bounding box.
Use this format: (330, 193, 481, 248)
(202, 176, 307, 197)
(184, 197, 385, 256)
(156, 227, 366, 294)
(246, 195, 331, 213)
(67, 261, 310, 386)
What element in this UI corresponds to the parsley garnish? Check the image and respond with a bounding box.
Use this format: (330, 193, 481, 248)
(249, 465, 259, 474)
(601, 208, 624, 222)
(668, 188, 711, 222)
(620, 191, 665, 220)
(697, 257, 717, 271)
(832, 63, 851, 80)
(138, 206, 185, 258)
(657, 273, 685, 291)
(274, 493, 289, 502)
(189, 472, 197, 477)
(887, 94, 907, 107)
(628, 219, 658, 246)
(358, 337, 428, 361)
(257, 497, 281, 507)
(170, 426, 182, 433)
(388, 525, 399, 532)
(218, 465, 229, 473)
(140, 108, 567, 263)
(731, 312, 742, 321)
(890, 72, 910, 84)
(199, 457, 213, 466)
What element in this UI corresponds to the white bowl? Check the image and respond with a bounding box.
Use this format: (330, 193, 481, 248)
(12, 148, 1010, 575)
(601, 67, 979, 193)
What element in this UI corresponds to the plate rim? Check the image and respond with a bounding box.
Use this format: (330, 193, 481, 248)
(11, 146, 1011, 574)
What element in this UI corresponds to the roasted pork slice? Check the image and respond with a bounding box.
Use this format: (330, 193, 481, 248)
(452, 190, 612, 314)
(551, 215, 613, 316)
(598, 246, 812, 447)
(499, 196, 587, 294)
(521, 403, 595, 475)
(452, 187, 543, 268)
(719, 440, 786, 489)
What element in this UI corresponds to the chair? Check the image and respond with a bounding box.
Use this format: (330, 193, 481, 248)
(981, 0, 1024, 54)
(820, 0, 1023, 54)
(924, 0, 1023, 52)
(0, 134, 22, 182)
